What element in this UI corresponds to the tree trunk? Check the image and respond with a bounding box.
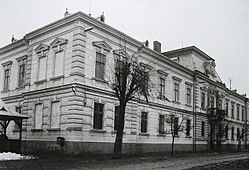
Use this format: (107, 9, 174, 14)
(113, 102, 126, 159)
(171, 135, 175, 157)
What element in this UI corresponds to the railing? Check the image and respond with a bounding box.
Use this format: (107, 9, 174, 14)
(207, 108, 225, 122)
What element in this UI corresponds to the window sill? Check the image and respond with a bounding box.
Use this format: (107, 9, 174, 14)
(47, 128, 61, 132)
(92, 77, 108, 84)
(90, 129, 106, 133)
(66, 127, 82, 131)
(12, 130, 20, 132)
(50, 75, 64, 81)
(157, 134, 166, 137)
(16, 86, 25, 90)
(185, 136, 192, 138)
(31, 129, 43, 132)
(1, 90, 10, 93)
(139, 133, 150, 136)
(34, 79, 47, 84)
(111, 131, 126, 134)
(172, 101, 180, 104)
(185, 104, 192, 108)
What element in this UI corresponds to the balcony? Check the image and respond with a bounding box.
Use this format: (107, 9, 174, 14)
(207, 108, 225, 123)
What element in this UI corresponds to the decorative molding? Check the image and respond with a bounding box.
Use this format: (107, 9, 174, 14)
(92, 41, 112, 52)
(172, 76, 182, 82)
(16, 55, 28, 61)
(35, 43, 50, 53)
(185, 81, 193, 86)
(1, 61, 13, 66)
(157, 69, 168, 77)
(139, 62, 153, 70)
(50, 37, 68, 48)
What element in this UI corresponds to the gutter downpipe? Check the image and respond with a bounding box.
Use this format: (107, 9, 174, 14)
(193, 73, 197, 153)
(245, 98, 248, 149)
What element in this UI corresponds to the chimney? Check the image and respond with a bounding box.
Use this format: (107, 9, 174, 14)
(153, 41, 161, 53)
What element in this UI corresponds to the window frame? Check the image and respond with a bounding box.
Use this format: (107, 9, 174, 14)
(159, 115, 165, 134)
(141, 112, 148, 133)
(93, 103, 104, 130)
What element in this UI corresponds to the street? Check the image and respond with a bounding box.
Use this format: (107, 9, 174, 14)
(0, 152, 248, 170)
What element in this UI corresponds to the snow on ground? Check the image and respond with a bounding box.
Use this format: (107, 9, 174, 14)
(0, 152, 37, 161)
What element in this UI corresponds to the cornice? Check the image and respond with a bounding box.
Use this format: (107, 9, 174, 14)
(0, 39, 27, 55)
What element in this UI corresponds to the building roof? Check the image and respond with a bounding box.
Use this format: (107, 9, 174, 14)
(162, 46, 215, 61)
(0, 99, 28, 121)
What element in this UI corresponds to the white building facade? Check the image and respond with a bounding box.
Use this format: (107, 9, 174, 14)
(0, 11, 248, 155)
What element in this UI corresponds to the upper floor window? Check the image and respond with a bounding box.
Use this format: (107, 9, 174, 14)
(141, 112, 148, 133)
(16, 55, 27, 88)
(242, 107, 245, 121)
(226, 100, 229, 116)
(35, 44, 50, 81)
(172, 76, 182, 103)
(95, 52, 106, 80)
(159, 77, 166, 98)
(218, 99, 222, 110)
(51, 38, 68, 78)
(210, 96, 215, 108)
(236, 105, 240, 120)
(186, 87, 191, 105)
(93, 41, 112, 81)
(201, 92, 206, 109)
(93, 102, 104, 129)
(231, 103, 235, 118)
(173, 83, 180, 102)
(2, 61, 12, 91)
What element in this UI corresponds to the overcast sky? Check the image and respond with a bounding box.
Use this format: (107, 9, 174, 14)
(1, 0, 249, 95)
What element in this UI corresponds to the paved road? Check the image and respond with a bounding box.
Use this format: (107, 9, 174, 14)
(0, 152, 248, 169)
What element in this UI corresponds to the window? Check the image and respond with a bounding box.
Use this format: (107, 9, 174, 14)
(18, 64, 25, 87)
(236, 105, 240, 120)
(34, 104, 43, 129)
(14, 106, 22, 131)
(114, 106, 120, 131)
(201, 121, 205, 137)
(141, 112, 148, 133)
(231, 104, 235, 118)
(242, 128, 244, 141)
(186, 119, 191, 136)
(226, 100, 229, 116)
(93, 103, 104, 129)
(174, 83, 180, 102)
(231, 127, 234, 140)
(218, 99, 222, 110)
(201, 92, 206, 109)
(159, 78, 165, 98)
(38, 56, 47, 80)
(237, 128, 240, 141)
(16, 56, 27, 87)
(159, 115, 165, 134)
(4, 69, 10, 90)
(225, 124, 229, 139)
(54, 51, 64, 77)
(173, 117, 179, 136)
(242, 107, 245, 121)
(210, 96, 215, 108)
(51, 101, 60, 128)
(2, 61, 12, 91)
(95, 52, 106, 80)
(186, 87, 191, 105)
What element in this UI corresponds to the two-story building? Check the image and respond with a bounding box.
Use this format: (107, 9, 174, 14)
(0, 11, 248, 155)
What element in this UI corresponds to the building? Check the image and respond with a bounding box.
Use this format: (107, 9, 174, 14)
(0, 11, 248, 155)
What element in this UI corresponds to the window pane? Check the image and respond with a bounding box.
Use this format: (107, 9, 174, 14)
(93, 103, 104, 129)
(38, 57, 46, 80)
(114, 106, 120, 130)
(51, 102, 60, 128)
(159, 115, 164, 134)
(35, 104, 43, 129)
(54, 52, 64, 76)
(141, 112, 148, 133)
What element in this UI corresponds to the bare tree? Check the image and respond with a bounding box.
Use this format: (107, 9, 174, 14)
(165, 113, 190, 157)
(112, 46, 150, 158)
(216, 122, 230, 151)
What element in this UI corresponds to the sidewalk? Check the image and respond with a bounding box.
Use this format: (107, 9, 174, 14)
(0, 152, 248, 170)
